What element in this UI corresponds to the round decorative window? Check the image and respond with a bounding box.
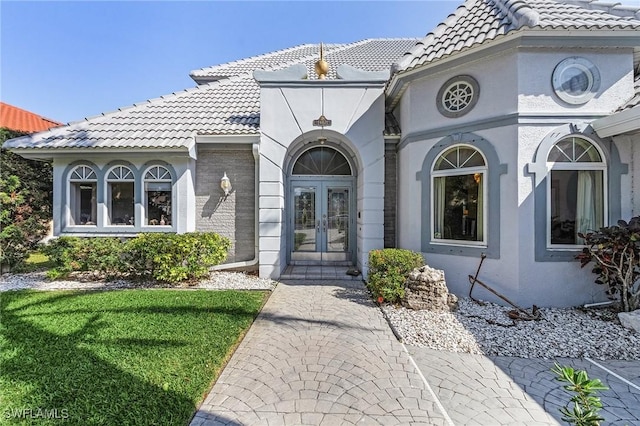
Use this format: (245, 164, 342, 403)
(437, 75, 480, 118)
(552, 57, 601, 105)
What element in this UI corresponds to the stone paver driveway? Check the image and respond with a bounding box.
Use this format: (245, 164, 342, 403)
(191, 280, 640, 425)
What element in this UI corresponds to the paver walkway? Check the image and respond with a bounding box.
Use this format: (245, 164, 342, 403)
(191, 280, 640, 425)
(407, 348, 558, 425)
(192, 280, 449, 425)
(408, 349, 640, 425)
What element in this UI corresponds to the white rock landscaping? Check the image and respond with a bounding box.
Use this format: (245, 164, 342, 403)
(383, 297, 640, 360)
(618, 309, 640, 334)
(0, 271, 276, 292)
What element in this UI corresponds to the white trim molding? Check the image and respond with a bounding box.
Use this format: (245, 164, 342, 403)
(592, 106, 640, 137)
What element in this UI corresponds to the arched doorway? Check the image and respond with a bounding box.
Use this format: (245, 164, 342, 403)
(289, 146, 356, 263)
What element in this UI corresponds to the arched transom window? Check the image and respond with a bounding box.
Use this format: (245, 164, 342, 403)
(547, 137, 606, 245)
(144, 165, 172, 226)
(432, 145, 487, 243)
(70, 165, 96, 181)
(108, 166, 134, 180)
(69, 165, 97, 226)
(107, 166, 135, 225)
(292, 147, 352, 176)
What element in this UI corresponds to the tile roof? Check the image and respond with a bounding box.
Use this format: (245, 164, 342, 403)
(190, 44, 343, 83)
(5, 0, 640, 152)
(4, 39, 416, 151)
(394, 0, 640, 73)
(192, 39, 417, 82)
(0, 102, 61, 133)
(618, 73, 640, 112)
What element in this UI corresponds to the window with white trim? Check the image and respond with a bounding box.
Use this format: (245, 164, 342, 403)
(69, 165, 97, 226)
(432, 145, 486, 243)
(144, 166, 172, 226)
(548, 137, 606, 246)
(107, 166, 135, 225)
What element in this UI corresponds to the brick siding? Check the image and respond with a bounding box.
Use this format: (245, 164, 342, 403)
(195, 148, 256, 262)
(384, 144, 397, 248)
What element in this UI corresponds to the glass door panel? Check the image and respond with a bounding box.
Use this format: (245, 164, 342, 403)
(293, 187, 317, 252)
(326, 187, 349, 252)
(291, 181, 353, 261)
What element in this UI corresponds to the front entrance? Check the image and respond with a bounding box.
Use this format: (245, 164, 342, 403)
(291, 181, 353, 262)
(288, 146, 355, 264)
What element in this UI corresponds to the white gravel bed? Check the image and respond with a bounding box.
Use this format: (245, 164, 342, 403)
(196, 271, 276, 290)
(383, 297, 640, 360)
(0, 271, 276, 292)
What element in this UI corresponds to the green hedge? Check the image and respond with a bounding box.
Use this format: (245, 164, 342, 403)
(366, 248, 425, 303)
(42, 232, 230, 283)
(125, 232, 230, 283)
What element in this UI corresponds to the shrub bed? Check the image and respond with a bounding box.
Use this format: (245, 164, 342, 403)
(367, 248, 425, 303)
(42, 232, 230, 283)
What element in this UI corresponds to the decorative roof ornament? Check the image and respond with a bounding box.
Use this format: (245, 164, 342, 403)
(314, 42, 330, 79)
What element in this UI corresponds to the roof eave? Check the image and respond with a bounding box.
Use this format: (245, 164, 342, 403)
(386, 28, 640, 111)
(592, 105, 640, 137)
(386, 31, 523, 110)
(195, 133, 260, 144)
(7, 145, 195, 161)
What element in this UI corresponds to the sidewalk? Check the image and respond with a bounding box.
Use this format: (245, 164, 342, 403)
(191, 280, 639, 425)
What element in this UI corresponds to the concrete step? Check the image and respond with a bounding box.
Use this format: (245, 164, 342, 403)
(280, 265, 363, 281)
(289, 260, 354, 266)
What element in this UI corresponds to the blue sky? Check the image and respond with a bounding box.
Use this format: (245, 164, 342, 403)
(1, 1, 460, 124)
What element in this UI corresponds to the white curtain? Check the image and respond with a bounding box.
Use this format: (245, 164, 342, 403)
(434, 177, 446, 239)
(576, 171, 602, 242)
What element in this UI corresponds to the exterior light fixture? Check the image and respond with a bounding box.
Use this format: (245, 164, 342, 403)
(220, 172, 232, 196)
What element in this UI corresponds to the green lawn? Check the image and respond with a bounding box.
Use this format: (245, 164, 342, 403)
(0, 289, 268, 425)
(19, 252, 56, 273)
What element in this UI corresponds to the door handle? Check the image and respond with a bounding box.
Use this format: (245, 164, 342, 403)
(316, 220, 320, 232)
(323, 219, 327, 232)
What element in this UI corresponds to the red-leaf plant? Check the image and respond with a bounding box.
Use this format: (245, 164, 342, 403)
(576, 217, 640, 312)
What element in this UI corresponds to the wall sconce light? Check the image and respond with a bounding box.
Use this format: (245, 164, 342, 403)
(220, 172, 232, 196)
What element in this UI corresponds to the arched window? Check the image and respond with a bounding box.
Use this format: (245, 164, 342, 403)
(106, 165, 135, 225)
(292, 147, 352, 175)
(432, 145, 487, 243)
(548, 137, 606, 245)
(69, 165, 97, 226)
(144, 165, 172, 226)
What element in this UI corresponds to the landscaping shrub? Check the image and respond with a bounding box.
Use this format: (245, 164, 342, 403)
(125, 232, 230, 283)
(41, 236, 82, 280)
(42, 232, 231, 283)
(577, 217, 640, 312)
(1, 128, 53, 272)
(367, 248, 425, 303)
(0, 175, 49, 272)
(78, 237, 126, 279)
